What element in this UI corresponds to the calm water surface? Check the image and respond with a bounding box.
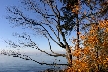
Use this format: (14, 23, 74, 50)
(0, 52, 67, 72)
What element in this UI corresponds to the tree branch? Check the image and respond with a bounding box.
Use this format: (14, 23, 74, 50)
(6, 33, 66, 57)
(1, 50, 68, 66)
(44, 34, 66, 56)
(7, 7, 65, 49)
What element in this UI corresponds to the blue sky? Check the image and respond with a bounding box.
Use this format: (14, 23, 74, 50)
(0, 0, 75, 53)
(0, 0, 24, 50)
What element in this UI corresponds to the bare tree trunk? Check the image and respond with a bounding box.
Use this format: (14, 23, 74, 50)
(60, 31, 72, 66)
(76, 14, 79, 60)
(66, 43, 72, 66)
(96, 26, 99, 70)
(76, 0, 80, 60)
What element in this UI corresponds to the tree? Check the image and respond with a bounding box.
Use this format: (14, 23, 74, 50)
(67, 20, 108, 72)
(84, 20, 108, 71)
(1, 0, 108, 71)
(5, 0, 75, 66)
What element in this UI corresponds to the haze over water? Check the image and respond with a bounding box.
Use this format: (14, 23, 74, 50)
(0, 51, 67, 72)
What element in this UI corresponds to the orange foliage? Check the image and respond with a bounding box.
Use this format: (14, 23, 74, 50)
(66, 20, 108, 72)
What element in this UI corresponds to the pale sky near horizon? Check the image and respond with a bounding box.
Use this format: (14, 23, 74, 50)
(0, 0, 77, 53)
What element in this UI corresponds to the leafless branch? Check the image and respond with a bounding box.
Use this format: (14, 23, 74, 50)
(1, 50, 68, 66)
(44, 34, 66, 56)
(6, 33, 66, 57)
(7, 6, 66, 49)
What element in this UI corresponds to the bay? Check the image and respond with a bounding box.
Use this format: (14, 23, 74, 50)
(0, 52, 67, 72)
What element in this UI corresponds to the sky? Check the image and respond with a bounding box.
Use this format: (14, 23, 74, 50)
(0, 0, 26, 51)
(0, 0, 76, 53)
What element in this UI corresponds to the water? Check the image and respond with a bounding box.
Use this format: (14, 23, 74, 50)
(0, 52, 67, 72)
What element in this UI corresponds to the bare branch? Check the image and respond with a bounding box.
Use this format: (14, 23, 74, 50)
(42, 0, 59, 18)
(1, 50, 68, 66)
(7, 7, 65, 49)
(44, 34, 66, 56)
(6, 33, 66, 57)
